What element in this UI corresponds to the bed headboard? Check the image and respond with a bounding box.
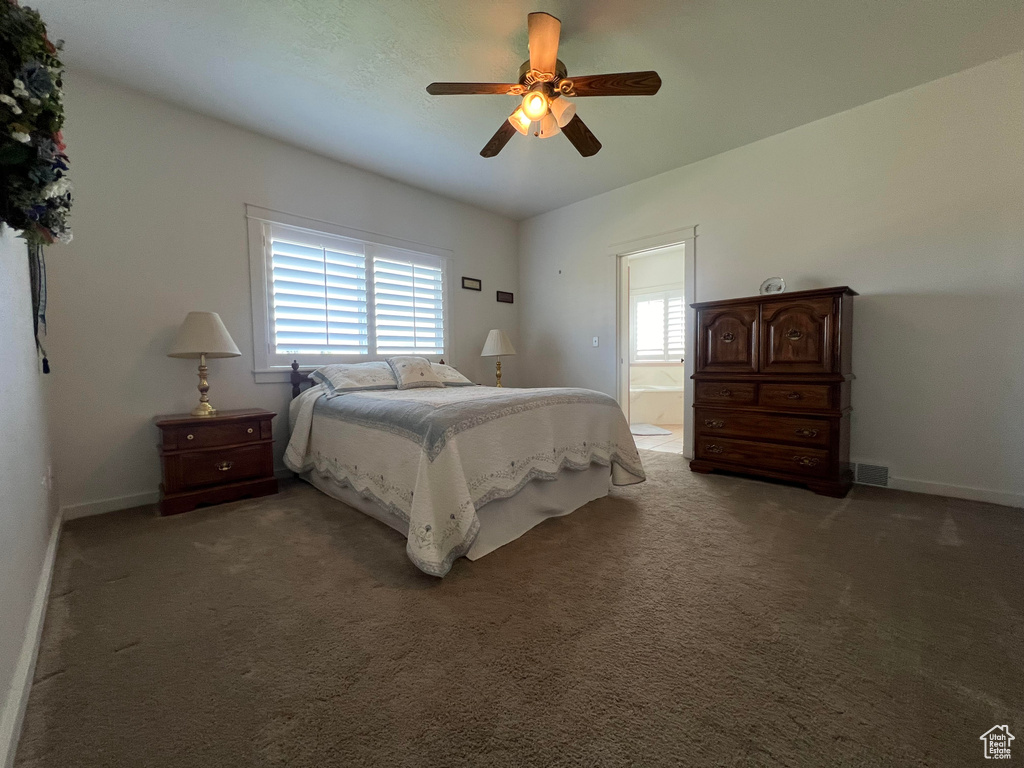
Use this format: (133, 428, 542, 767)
(290, 360, 312, 399)
(290, 359, 447, 398)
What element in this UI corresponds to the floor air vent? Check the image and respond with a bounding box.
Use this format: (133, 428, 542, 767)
(855, 463, 889, 487)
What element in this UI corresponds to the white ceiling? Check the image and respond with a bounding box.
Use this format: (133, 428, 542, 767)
(39, 1, 1024, 219)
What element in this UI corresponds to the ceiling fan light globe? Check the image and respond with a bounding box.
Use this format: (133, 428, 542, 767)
(521, 91, 550, 121)
(538, 113, 561, 138)
(508, 106, 531, 135)
(550, 96, 576, 128)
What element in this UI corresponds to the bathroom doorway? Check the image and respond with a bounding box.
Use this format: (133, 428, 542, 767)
(624, 246, 685, 453)
(614, 226, 697, 458)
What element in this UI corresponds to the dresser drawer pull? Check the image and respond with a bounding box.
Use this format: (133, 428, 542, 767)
(785, 329, 803, 340)
(215, 461, 234, 472)
(794, 428, 819, 438)
(793, 456, 819, 467)
(786, 392, 803, 400)
(186, 434, 194, 440)
(247, 428, 254, 434)
(718, 388, 731, 396)
(705, 444, 724, 454)
(721, 332, 735, 343)
(704, 419, 725, 428)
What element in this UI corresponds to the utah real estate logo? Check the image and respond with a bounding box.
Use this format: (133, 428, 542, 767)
(979, 725, 1014, 759)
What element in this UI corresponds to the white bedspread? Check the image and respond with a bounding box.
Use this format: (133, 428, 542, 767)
(284, 385, 645, 576)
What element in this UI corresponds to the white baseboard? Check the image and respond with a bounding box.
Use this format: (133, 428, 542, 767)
(885, 475, 1024, 509)
(0, 514, 61, 768)
(61, 470, 294, 521)
(60, 491, 159, 521)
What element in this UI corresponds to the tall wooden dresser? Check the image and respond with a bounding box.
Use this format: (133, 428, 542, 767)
(690, 286, 856, 497)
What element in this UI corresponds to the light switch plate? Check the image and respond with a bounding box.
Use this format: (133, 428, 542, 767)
(592, 336, 599, 347)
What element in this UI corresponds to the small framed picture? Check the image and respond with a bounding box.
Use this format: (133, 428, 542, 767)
(496, 291, 514, 304)
(461, 277, 482, 291)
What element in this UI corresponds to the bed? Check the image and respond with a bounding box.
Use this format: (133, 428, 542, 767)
(284, 366, 645, 577)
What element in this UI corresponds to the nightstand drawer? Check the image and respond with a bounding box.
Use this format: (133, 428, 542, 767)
(166, 420, 262, 450)
(173, 444, 270, 491)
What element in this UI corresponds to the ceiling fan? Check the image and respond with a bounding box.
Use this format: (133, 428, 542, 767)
(425, 12, 662, 158)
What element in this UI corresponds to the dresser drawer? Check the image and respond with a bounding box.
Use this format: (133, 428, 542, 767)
(758, 383, 832, 410)
(694, 381, 757, 405)
(166, 420, 263, 450)
(173, 444, 270, 491)
(695, 407, 831, 447)
(696, 436, 829, 477)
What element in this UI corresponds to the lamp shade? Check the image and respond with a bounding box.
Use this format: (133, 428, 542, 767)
(480, 329, 516, 357)
(167, 312, 241, 359)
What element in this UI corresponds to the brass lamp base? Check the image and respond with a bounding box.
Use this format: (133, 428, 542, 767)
(191, 401, 218, 417)
(192, 354, 218, 416)
(495, 358, 503, 387)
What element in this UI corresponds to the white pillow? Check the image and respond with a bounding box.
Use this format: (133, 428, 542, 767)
(387, 356, 444, 390)
(431, 362, 476, 387)
(308, 361, 398, 395)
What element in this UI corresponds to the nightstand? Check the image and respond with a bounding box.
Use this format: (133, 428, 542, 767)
(154, 408, 278, 516)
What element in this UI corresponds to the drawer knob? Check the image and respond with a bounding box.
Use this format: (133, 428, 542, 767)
(721, 332, 735, 343)
(704, 419, 725, 428)
(216, 461, 234, 472)
(718, 388, 731, 397)
(706, 444, 724, 454)
(793, 456, 819, 467)
(247, 427, 254, 434)
(786, 392, 803, 400)
(785, 329, 803, 340)
(186, 434, 194, 440)
(794, 428, 819, 438)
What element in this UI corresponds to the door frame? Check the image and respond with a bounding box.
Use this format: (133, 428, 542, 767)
(611, 226, 698, 459)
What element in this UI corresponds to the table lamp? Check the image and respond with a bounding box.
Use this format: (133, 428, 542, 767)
(167, 312, 241, 416)
(480, 329, 516, 387)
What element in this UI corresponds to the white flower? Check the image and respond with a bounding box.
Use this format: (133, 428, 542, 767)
(0, 94, 15, 106)
(11, 131, 31, 144)
(13, 79, 24, 89)
(29, 97, 40, 106)
(56, 230, 73, 245)
(43, 178, 73, 199)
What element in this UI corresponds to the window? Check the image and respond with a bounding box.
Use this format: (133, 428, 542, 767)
(248, 207, 449, 371)
(631, 288, 685, 363)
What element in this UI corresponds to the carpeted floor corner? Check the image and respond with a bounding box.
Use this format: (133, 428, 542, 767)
(15, 450, 1024, 767)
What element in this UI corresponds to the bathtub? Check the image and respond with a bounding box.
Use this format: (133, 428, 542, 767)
(629, 365, 684, 426)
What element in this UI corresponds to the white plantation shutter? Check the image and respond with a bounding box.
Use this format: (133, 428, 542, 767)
(373, 254, 445, 355)
(666, 293, 686, 360)
(269, 229, 369, 356)
(631, 288, 685, 363)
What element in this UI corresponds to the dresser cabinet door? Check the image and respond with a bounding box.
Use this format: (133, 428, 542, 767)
(759, 297, 836, 374)
(696, 305, 758, 374)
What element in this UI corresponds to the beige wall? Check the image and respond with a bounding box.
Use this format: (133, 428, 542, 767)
(51, 71, 520, 517)
(0, 227, 58, 761)
(519, 52, 1024, 507)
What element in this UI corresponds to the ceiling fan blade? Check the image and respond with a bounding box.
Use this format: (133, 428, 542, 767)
(480, 121, 518, 158)
(426, 82, 520, 96)
(527, 12, 560, 75)
(563, 71, 662, 97)
(561, 115, 602, 157)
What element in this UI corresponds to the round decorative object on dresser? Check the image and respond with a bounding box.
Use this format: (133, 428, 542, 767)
(759, 277, 786, 295)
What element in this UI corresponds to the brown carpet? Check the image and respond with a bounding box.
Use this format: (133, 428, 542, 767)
(15, 451, 1024, 767)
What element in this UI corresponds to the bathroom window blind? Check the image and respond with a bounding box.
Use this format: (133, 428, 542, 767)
(631, 289, 685, 363)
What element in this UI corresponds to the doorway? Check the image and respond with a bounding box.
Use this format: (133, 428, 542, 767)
(614, 227, 697, 458)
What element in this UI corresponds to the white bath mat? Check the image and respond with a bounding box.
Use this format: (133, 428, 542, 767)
(630, 424, 672, 436)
